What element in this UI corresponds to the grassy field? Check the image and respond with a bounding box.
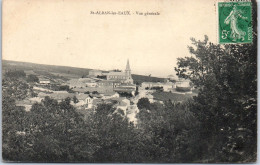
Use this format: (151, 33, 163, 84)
(152, 91, 197, 102)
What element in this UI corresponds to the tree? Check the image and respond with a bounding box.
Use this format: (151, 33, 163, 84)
(175, 33, 257, 162)
(72, 96, 79, 104)
(135, 86, 139, 96)
(59, 85, 70, 91)
(118, 92, 133, 98)
(87, 103, 144, 162)
(27, 74, 39, 83)
(2, 78, 29, 100)
(2, 93, 93, 162)
(137, 98, 151, 110)
(92, 91, 98, 94)
(151, 86, 163, 91)
(136, 101, 201, 162)
(2, 95, 29, 161)
(4, 70, 26, 79)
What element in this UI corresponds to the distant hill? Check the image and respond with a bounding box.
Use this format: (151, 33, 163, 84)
(2, 60, 165, 83)
(2, 60, 91, 79)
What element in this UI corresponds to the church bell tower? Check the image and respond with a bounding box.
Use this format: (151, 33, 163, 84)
(125, 59, 133, 83)
(125, 59, 131, 78)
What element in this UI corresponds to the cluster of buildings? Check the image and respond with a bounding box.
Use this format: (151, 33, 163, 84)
(140, 79, 192, 92)
(68, 59, 136, 95)
(15, 59, 194, 125)
(16, 60, 139, 124)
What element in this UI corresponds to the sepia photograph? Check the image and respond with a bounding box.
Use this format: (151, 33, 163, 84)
(2, 0, 257, 163)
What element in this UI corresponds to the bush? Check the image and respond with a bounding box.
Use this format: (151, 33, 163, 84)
(5, 70, 26, 79)
(27, 74, 39, 83)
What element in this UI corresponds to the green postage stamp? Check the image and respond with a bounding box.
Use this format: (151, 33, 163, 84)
(218, 1, 252, 44)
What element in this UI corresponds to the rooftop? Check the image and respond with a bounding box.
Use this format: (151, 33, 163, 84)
(97, 80, 122, 83)
(107, 72, 126, 76)
(102, 91, 117, 96)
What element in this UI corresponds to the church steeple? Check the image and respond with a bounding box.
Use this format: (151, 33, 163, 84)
(124, 59, 133, 84)
(125, 59, 131, 71)
(125, 59, 132, 79)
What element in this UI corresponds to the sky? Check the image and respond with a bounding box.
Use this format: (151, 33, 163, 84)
(3, 0, 217, 78)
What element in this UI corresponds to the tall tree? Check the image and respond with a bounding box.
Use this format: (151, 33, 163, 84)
(175, 32, 257, 162)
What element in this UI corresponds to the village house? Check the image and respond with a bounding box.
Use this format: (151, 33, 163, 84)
(42, 92, 74, 102)
(16, 100, 34, 111)
(101, 91, 120, 99)
(38, 91, 94, 109)
(73, 93, 93, 109)
(97, 80, 121, 88)
(113, 86, 136, 95)
(141, 82, 175, 92)
(116, 98, 131, 115)
(162, 82, 175, 92)
(33, 86, 53, 92)
(68, 78, 98, 88)
(85, 82, 97, 87)
(92, 99, 104, 110)
(29, 97, 43, 103)
(39, 78, 51, 84)
(176, 78, 192, 91)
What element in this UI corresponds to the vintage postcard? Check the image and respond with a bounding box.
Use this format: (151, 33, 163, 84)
(2, 0, 257, 163)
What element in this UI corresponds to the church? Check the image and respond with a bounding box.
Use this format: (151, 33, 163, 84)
(106, 59, 133, 84)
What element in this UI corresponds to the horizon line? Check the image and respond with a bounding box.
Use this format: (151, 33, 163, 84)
(2, 59, 172, 78)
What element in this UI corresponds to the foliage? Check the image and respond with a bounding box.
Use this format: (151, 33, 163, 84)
(118, 92, 133, 98)
(4, 70, 26, 79)
(3, 96, 90, 162)
(137, 98, 151, 110)
(152, 91, 195, 103)
(175, 34, 257, 162)
(150, 86, 163, 91)
(175, 86, 192, 92)
(86, 104, 143, 162)
(73, 96, 79, 104)
(2, 7, 257, 161)
(3, 86, 200, 163)
(92, 91, 99, 94)
(29, 87, 38, 97)
(2, 78, 29, 100)
(45, 84, 74, 93)
(27, 74, 39, 83)
(59, 85, 70, 91)
(97, 75, 107, 79)
(134, 86, 139, 96)
(136, 101, 201, 162)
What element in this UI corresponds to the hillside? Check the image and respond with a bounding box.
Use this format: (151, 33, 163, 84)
(2, 60, 165, 83)
(2, 60, 91, 79)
